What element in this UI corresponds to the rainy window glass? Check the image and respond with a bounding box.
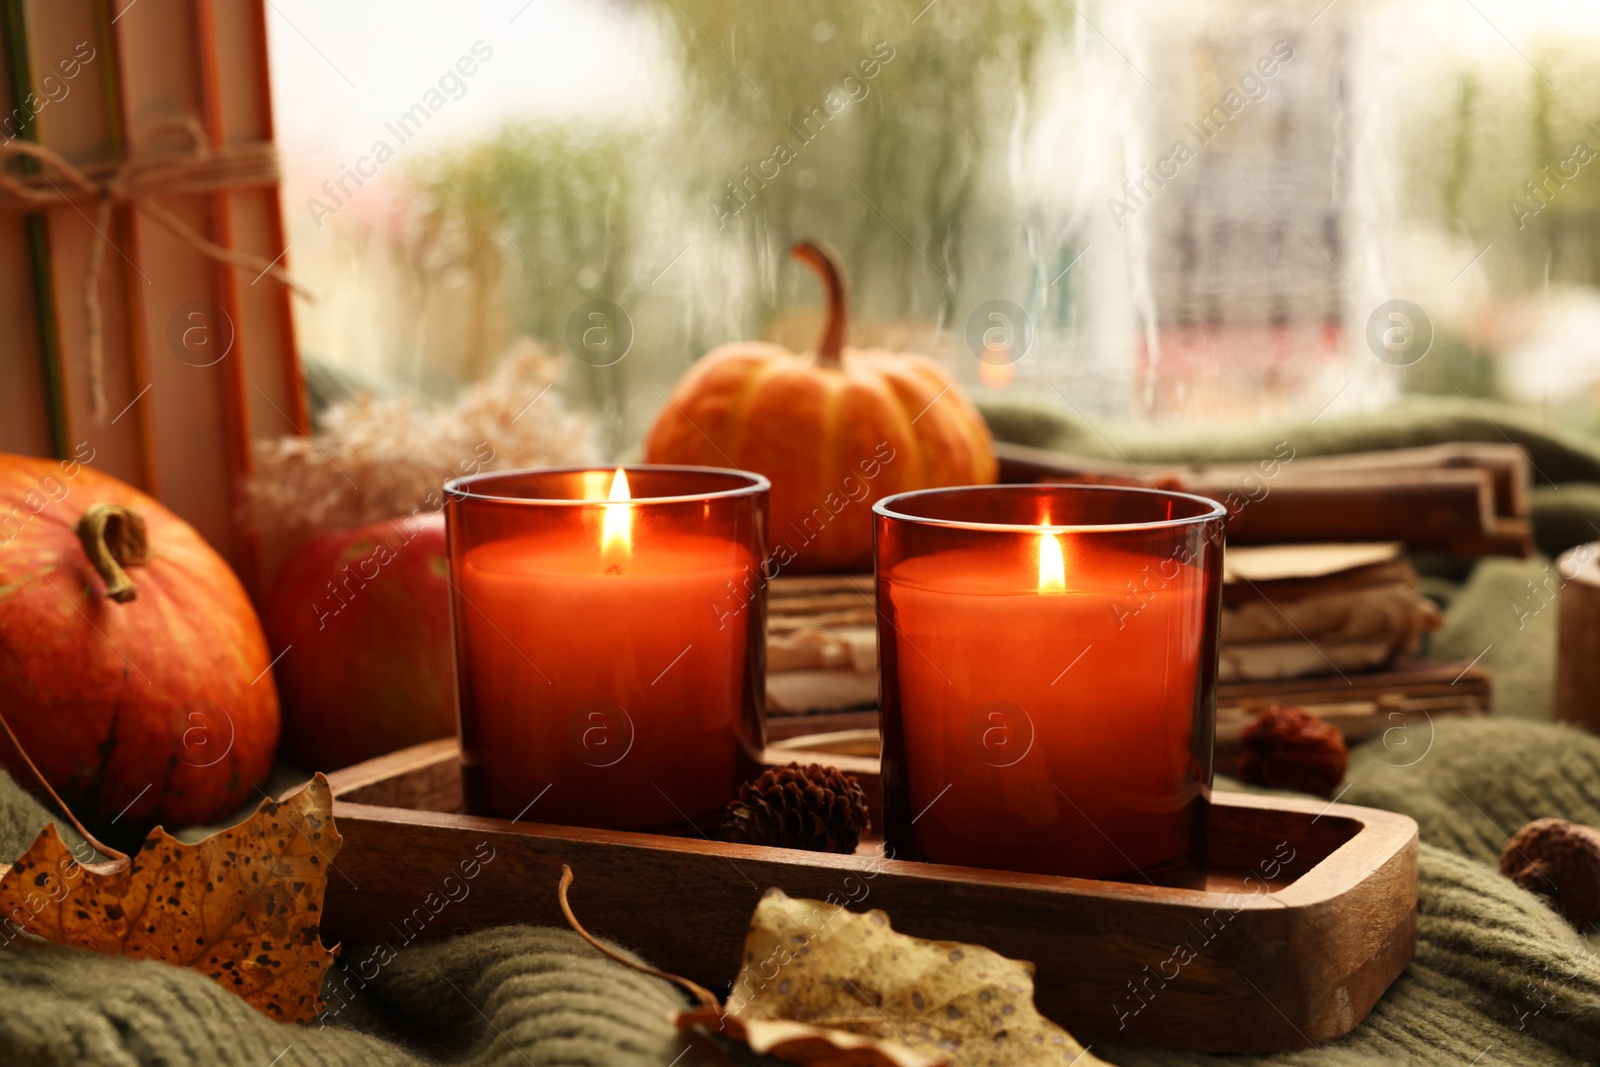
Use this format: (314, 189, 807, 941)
(267, 0, 1600, 452)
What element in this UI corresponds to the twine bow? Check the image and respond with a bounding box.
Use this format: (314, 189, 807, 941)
(0, 117, 313, 422)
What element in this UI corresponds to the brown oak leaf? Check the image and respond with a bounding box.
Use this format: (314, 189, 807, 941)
(0, 774, 341, 1023)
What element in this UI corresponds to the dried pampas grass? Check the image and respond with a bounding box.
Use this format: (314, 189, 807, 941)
(252, 343, 597, 535)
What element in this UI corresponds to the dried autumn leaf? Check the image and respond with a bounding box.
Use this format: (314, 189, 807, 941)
(0, 773, 340, 1023)
(709, 889, 1113, 1067)
(679, 1007, 941, 1066)
(560, 865, 939, 1067)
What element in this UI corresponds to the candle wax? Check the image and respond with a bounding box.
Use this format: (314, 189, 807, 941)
(883, 539, 1210, 880)
(459, 529, 751, 829)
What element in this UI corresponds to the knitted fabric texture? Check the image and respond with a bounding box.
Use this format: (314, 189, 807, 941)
(1103, 719, 1600, 1067)
(5, 721, 1599, 1066)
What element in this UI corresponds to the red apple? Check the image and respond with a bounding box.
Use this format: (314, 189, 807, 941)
(262, 512, 455, 771)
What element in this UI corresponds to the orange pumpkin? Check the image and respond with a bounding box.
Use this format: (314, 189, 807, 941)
(0, 454, 279, 832)
(644, 242, 997, 573)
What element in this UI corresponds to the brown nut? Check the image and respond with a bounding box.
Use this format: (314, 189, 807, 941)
(1237, 705, 1348, 798)
(1500, 818, 1600, 929)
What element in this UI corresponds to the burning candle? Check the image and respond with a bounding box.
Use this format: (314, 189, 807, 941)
(445, 466, 769, 831)
(874, 485, 1226, 883)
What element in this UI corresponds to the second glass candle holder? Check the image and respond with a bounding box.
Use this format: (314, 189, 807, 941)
(873, 484, 1226, 884)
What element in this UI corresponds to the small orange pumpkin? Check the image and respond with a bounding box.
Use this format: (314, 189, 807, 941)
(644, 241, 997, 573)
(0, 454, 279, 831)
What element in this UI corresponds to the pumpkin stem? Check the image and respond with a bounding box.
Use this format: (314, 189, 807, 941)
(792, 240, 847, 368)
(76, 503, 151, 604)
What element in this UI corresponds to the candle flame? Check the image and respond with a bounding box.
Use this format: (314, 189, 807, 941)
(1038, 531, 1066, 594)
(601, 468, 632, 557)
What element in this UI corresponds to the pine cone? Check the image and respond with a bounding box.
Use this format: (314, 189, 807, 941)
(1237, 706, 1348, 798)
(718, 763, 870, 853)
(1500, 818, 1600, 929)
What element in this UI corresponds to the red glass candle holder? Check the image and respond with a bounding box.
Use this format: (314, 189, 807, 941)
(445, 465, 769, 831)
(873, 484, 1226, 884)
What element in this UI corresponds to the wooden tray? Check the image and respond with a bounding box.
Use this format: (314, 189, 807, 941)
(322, 738, 1417, 1053)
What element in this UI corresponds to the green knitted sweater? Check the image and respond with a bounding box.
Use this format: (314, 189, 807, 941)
(5, 398, 1600, 1066)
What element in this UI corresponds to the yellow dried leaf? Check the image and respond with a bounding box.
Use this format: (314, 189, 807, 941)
(0, 774, 340, 1023)
(717, 889, 1113, 1067)
(562, 863, 938, 1067)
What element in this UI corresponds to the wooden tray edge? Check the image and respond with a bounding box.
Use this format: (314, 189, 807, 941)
(325, 739, 1418, 912)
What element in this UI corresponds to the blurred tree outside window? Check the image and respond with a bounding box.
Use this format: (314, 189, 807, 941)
(268, 0, 1600, 454)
